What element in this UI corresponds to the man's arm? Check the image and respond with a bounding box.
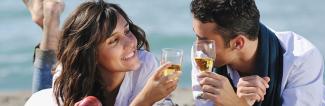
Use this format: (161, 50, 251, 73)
(282, 49, 324, 106)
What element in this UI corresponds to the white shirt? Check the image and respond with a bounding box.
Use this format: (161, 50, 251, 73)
(192, 31, 325, 106)
(25, 50, 159, 106)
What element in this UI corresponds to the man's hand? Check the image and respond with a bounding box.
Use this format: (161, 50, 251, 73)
(198, 72, 248, 106)
(236, 75, 270, 106)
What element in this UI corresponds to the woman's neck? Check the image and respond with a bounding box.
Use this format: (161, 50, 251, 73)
(99, 69, 125, 106)
(102, 71, 125, 92)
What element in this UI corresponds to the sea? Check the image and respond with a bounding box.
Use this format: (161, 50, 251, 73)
(0, 0, 324, 91)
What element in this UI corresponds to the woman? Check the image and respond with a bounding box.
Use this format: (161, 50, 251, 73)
(25, 0, 180, 106)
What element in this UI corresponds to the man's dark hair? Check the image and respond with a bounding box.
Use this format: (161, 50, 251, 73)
(191, 0, 260, 47)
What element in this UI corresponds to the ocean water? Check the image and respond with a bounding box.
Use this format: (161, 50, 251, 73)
(0, 0, 324, 91)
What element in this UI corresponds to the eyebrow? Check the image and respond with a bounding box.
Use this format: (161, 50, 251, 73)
(110, 23, 129, 35)
(193, 28, 208, 40)
(195, 34, 208, 40)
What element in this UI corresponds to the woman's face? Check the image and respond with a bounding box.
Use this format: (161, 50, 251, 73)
(97, 14, 140, 72)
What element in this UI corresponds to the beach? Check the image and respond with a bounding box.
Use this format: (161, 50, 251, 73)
(0, 91, 31, 106)
(0, 0, 324, 106)
(171, 88, 195, 106)
(0, 88, 194, 106)
(1, 0, 324, 91)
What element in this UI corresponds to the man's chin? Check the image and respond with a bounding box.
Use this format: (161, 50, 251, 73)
(214, 62, 226, 68)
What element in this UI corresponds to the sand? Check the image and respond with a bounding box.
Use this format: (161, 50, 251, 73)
(0, 91, 31, 106)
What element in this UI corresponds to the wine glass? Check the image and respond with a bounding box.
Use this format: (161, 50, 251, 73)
(157, 48, 183, 106)
(160, 48, 183, 77)
(192, 40, 216, 100)
(192, 40, 215, 72)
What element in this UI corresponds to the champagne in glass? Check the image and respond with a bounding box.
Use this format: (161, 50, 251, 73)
(163, 64, 181, 76)
(194, 57, 214, 72)
(161, 48, 183, 76)
(192, 40, 216, 72)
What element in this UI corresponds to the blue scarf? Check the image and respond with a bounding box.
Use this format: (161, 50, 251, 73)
(214, 23, 284, 106)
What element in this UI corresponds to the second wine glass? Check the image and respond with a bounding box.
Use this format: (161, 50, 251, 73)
(192, 40, 216, 72)
(192, 40, 216, 101)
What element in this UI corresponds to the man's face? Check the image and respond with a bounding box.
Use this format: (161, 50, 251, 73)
(192, 18, 236, 67)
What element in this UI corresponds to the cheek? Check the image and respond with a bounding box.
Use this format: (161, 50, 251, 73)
(215, 50, 224, 61)
(97, 47, 121, 71)
(215, 45, 224, 58)
(214, 48, 231, 66)
(214, 40, 229, 60)
(129, 33, 138, 46)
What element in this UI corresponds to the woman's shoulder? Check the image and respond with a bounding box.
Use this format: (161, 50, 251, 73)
(25, 88, 57, 106)
(119, 50, 159, 104)
(137, 50, 157, 62)
(136, 50, 159, 73)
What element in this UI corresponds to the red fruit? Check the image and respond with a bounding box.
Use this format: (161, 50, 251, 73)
(77, 96, 102, 106)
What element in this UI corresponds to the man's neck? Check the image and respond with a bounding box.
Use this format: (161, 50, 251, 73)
(229, 39, 259, 75)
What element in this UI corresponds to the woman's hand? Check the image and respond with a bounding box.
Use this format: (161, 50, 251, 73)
(130, 63, 181, 106)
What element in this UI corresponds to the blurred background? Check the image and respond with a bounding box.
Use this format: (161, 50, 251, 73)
(0, 0, 324, 92)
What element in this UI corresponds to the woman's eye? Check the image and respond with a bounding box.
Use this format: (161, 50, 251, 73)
(109, 38, 119, 44)
(124, 29, 131, 35)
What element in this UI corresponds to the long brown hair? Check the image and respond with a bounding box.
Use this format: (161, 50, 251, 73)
(53, 0, 149, 106)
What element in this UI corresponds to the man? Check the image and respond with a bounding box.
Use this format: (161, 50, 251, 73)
(190, 0, 324, 106)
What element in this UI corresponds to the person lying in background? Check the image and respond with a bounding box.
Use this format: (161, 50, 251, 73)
(23, 0, 64, 93)
(25, 0, 180, 106)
